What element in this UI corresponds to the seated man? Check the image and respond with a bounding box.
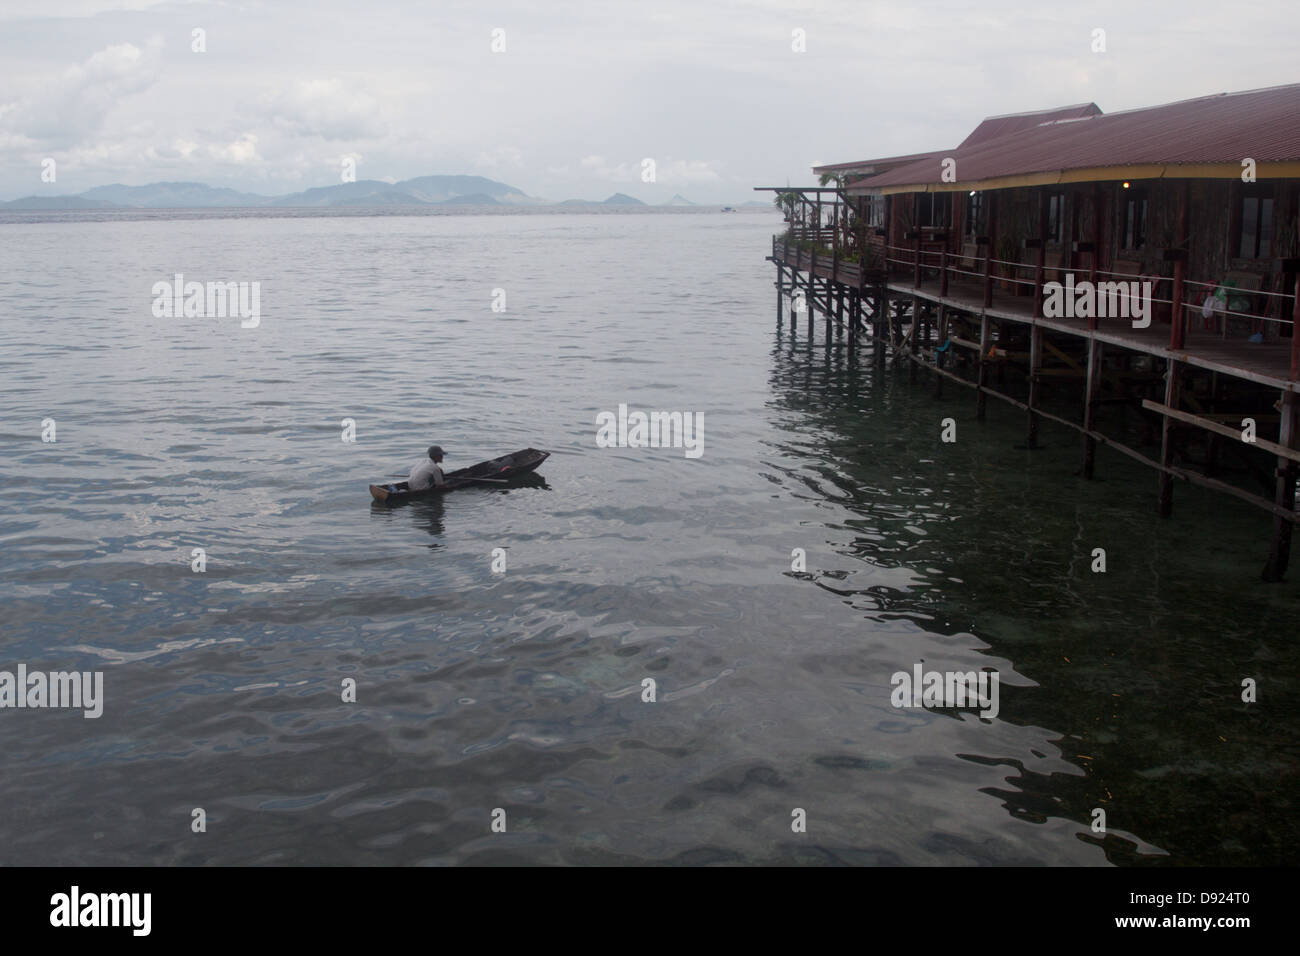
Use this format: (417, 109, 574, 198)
(407, 445, 446, 491)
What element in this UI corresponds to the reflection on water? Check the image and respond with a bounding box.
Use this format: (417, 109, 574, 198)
(0, 210, 1294, 865)
(766, 321, 1300, 866)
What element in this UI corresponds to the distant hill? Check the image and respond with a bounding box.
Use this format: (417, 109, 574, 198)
(269, 175, 531, 207)
(0, 177, 703, 210)
(2, 174, 539, 209)
(0, 195, 122, 209)
(329, 190, 427, 207)
(80, 182, 269, 207)
(398, 175, 535, 204)
(437, 192, 500, 205)
(268, 180, 409, 207)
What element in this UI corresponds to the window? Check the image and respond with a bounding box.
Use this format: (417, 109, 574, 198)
(1121, 187, 1148, 251)
(964, 192, 985, 239)
(1238, 184, 1274, 259)
(864, 195, 885, 228)
(1046, 192, 1066, 242)
(915, 192, 951, 229)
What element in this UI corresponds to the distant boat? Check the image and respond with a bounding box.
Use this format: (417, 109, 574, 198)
(721, 206, 736, 212)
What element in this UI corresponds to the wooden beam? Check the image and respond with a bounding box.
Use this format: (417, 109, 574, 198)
(1043, 338, 1082, 369)
(901, 349, 1300, 524)
(1140, 400, 1300, 465)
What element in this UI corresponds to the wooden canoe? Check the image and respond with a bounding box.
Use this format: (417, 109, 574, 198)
(369, 448, 550, 504)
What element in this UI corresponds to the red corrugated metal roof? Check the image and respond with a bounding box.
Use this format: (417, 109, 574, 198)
(957, 103, 1102, 149)
(814, 105, 1100, 178)
(812, 150, 946, 175)
(858, 83, 1300, 190)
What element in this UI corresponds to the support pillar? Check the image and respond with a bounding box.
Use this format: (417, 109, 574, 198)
(977, 312, 990, 420)
(777, 267, 784, 326)
(1083, 339, 1104, 477)
(1027, 324, 1043, 448)
(1263, 390, 1298, 581)
(1157, 359, 1182, 514)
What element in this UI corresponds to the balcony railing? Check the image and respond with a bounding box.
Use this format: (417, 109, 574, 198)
(772, 233, 1300, 380)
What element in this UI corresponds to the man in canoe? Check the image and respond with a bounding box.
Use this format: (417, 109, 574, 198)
(407, 445, 446, 491)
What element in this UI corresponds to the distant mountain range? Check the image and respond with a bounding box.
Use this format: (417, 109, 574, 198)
(0, 177, 769, 210)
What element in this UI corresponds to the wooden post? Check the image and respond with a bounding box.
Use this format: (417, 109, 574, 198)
(913, 230, 922, 289)
(1033, 192, 1047, 316)
(1263, 390, 1298, 581)
(940, 245, 949, 298)
(1158, 359, 1181, 515)
(777, 266, 784, 326)
(1082, 339, 1104, 477)
(883, 197, 894, 281)
(977, 312, 990, 420)
(1169, 182, 1188, 351)
(983, 194, 997, 308)
(1090, 186, 1101, 287)
(1027, 324, 1043, 448)
(934, 304, 947, 399)
(1292, 272, 1300, 381)
(832, 194, 839, 264)
(807, 268, 816, 337)
(910, 300, 921, 380)
(831, 195, 840, 333)
(876, 286, 887, 366)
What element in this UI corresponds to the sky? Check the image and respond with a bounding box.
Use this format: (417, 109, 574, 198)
(0, 0, 1296, 203)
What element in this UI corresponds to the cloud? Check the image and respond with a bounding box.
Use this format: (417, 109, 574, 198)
(257, 78, 385, 141)
(476, 145, 524, 170)
(1, 39, 162, 148)
(572, 155, 722, 185)
(213, 133, 259, 165)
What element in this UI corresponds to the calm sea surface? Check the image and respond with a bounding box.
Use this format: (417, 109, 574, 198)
(0, 207, 1296, 865)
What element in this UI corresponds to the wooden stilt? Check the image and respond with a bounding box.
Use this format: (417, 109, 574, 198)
(1027, 324, 1043, 448)
(1082, 338, 1104, 477)
(876, 288, 888, 366)
(1158, 359, 1182, 514)
(977, 312, 990, 420)
(1263, 390, 1298, 581)
(777, 266, 784, 326)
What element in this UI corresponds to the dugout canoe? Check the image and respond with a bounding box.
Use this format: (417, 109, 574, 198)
(369, 448, 550, 504)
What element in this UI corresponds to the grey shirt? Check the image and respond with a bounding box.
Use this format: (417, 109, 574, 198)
(408, 459, 444, 490)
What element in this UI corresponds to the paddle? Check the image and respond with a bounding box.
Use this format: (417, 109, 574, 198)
(388, 474, 509, 483)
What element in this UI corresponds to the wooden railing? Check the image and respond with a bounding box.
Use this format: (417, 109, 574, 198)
(774, 234, 1300, 379)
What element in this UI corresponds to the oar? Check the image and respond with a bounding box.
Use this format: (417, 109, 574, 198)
(388, 473, 509, 483)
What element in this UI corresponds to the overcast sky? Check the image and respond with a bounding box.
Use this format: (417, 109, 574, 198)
(1, 0, 1296, 203)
